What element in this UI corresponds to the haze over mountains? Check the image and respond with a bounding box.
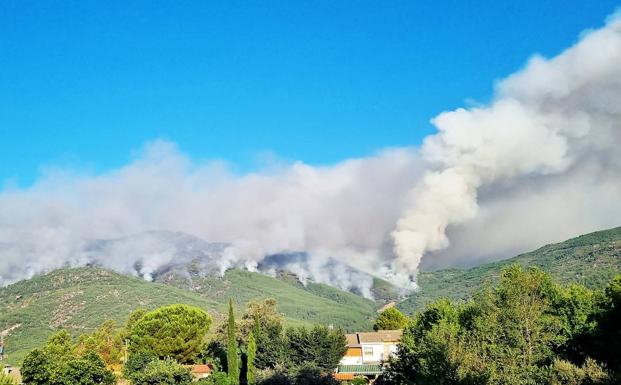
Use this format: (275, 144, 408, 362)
(2, 13, 621, 291)
(1, 225, 619, 365)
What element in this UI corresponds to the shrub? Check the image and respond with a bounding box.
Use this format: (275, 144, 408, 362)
(131, 359, 192, 385)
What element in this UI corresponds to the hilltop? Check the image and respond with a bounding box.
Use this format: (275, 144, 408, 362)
(399, 226, 621, 313)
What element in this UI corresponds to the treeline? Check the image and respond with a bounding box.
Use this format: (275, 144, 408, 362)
(378, 265, 621, 385)
(17, 298, 348, 385)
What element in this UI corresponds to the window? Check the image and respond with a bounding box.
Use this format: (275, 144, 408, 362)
(363, 347, 374, 356)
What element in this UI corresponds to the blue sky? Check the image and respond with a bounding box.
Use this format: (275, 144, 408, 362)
(1, 1, 618, 185)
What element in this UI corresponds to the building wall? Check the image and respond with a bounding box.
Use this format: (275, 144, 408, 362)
(361, 343, 384, 363)
(341, 347, 363, 365)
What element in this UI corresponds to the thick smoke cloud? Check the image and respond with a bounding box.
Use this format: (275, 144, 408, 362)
(391, 12, 621, 284)
(1, 13, 621, 292)
(0, 144, 424, 291)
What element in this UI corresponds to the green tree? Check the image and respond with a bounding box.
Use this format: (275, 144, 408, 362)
(241, 299, 287, 369)
(374, 307, 408, 331)
(201, 371, 230, 385)
(21, 337, 115, 385)
(247, 330, 257, 385)
(285, 325, 347, 372)
(549, 358, 609, 385)
(78, 320, 124, 365)
(388, 265, 582, 385)
(123, 351, 158, 382)
(228, 299, 240, 385)
(129, 304, 212, 363)
(131, 359, 192, 385)
(21, 349, 51, 385)
(43, 330, 76, 361)
(589, 275, 621, 378)
(57, 352, 116, 385)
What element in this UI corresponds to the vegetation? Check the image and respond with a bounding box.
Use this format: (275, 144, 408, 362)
(130, 359, 192, 385)
(285, 325, 347, 371)
(0, 267, 376, 364)
(228, 299, 240, 385)
(400, 226, 621, 313)
(374, 307, 408, 331)
(0, 373, 16, 385)
(21, 331, 115, 385)
(383, 265, 621, 384)
(16, 298, 348, 385)
(129, 304, 212, 363)
(247, 328, 257, 385)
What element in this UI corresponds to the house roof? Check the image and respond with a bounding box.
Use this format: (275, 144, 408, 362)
(337, 364, 383, 374)
(334, 373, 355, 380)
(189, 364, 212, 374)
(345, 330, 402, 345)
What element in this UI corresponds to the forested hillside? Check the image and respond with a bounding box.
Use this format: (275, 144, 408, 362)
(0, 268, 376, 364)
(400, 226, 621, 313)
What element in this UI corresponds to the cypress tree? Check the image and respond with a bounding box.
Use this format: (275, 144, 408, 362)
(247, 329, 256, 385)
(227, 299, 239, 385)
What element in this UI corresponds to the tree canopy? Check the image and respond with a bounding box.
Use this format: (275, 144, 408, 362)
(385, 265, 620, 385)
(374, 307, 408, 331)
(129, 304, 212, 363)
(21, 331, 115, 385)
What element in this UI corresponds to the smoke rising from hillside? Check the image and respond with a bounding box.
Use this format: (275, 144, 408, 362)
(391, 13, 621, 284)
(1, 13, 621, 291)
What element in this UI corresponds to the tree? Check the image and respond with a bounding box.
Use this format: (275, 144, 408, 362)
(58, 352, 116, 385)
(21, 335, 115, 385)
(123, 351, 158, 382)
(388, 265, 577, 385)
(241, 299, 287, 369)
(131, 359, 192, 385)
(247, 329, 257, 385)
(201, 371, 230, 385)
(21, 349, 51, 385)
(294, 366, 340, 385)
(129, 304, 212, 363)
(228, 299, 240, 385)
(285, 325, 347, 372)
(589, 275, 621, 378)
(374, 307, 408, 331)
(43, 330, 76, 361)
(77, 320, 124, 365)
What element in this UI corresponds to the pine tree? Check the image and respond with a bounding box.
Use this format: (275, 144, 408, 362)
(227, 299, 240, 385)
(247, 328, 257, 385)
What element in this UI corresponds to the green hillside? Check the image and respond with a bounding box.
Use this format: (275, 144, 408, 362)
(155, 268, 377, 330)
(2, 226, 620, 365)
(0, 267, 377, 364)
(399, 226, 621, 313)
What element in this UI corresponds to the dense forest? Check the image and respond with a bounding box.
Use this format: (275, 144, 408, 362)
(1, 264, 619, 385)
(381, 265, 621, 385)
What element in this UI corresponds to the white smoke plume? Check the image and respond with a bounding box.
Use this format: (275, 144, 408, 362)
(391, 12, 621, 284)
(1, 12, 621, 292)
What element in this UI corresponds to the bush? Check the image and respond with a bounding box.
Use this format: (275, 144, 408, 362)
(123, 351, 158, 381)
(131, 359, 193, 385)
(198, 371, 230, 385)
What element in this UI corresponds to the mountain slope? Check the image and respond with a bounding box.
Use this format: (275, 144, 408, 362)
(0, 267, 377, 365)
(400, 226, 621, 313)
